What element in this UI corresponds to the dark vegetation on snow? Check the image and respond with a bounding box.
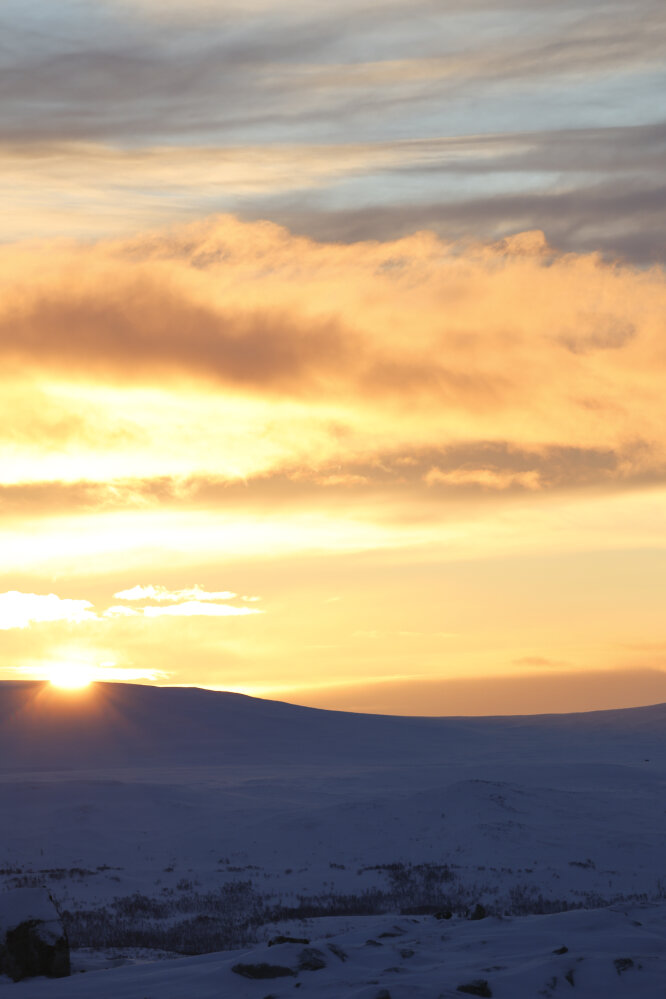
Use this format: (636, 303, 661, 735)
(59, 863, 665, 956)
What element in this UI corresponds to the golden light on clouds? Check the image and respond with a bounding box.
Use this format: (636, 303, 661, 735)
(2, 215, 666, 714)
(3, 218, 666, 480)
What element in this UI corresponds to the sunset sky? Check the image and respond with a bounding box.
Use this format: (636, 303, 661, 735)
(2, 0, 666, 714)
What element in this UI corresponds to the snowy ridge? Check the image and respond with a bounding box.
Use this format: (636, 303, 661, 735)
(1, 681, 665, 770)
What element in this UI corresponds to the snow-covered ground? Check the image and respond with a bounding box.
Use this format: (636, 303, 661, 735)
(8, 904, 666, 998)
(1, 682, 665, 996)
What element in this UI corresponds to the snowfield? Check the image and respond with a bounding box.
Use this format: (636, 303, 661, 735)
(1, 682, 665, 997)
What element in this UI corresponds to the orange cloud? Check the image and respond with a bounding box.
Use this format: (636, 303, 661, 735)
(0, 215, 666, 553)
(2, 217, 665, 438)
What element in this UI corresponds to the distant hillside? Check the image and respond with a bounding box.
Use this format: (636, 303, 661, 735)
(0, 680, 664, 771)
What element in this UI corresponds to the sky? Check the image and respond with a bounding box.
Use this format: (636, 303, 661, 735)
(2, 0, 666, 714)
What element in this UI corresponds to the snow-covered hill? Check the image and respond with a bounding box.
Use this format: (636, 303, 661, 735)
(2, 680, 665, 769)
(1, 682, 664, 996)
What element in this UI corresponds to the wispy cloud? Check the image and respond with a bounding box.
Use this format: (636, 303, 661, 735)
(108, 584, 263, 618)
(114, 584, 237, 602)
(4, 2, 662, 145)
(0, 439, 660, 524)
(3, 1, 664, 264)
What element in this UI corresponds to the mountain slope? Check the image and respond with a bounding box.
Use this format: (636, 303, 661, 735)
(1, 681, 664, 770)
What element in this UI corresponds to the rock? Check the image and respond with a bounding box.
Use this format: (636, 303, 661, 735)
(400, 947, 415, 959)
(552, 945, 569, 955)
(268, 934, 309, 946)
(231, 962, 296, 979)
(614, 957, 634, 975)
(298, 946, 326, 971)
(456, 980, 492, 997)
(375, 990, 392, 998)
(0, 887, 70, 982)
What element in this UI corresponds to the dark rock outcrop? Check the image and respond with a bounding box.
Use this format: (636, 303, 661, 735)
(0, 887, 70, 983)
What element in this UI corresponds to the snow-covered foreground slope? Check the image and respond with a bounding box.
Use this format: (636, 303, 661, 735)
(9, 904, 666, 998)
(1, 682, 665, 995)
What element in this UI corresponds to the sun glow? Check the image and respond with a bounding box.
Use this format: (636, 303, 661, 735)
(48, 663, 94, 690)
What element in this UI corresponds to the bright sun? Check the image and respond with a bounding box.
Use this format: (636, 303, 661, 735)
(48, 664, 95, 690)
